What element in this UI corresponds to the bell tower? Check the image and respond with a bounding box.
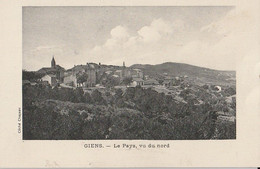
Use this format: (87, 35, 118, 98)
(51, 56, 56, 68)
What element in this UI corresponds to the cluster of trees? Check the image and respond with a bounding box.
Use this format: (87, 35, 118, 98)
(23, 99, 235, 140)
(23, 85, 107, 106)
(23, 84, 236, 140)
(113, 87, 184, 117)
(76, 72, 88, 86)
(100, 75, 120, 88)
(22, 70, 44, 82)
(23, 100, 111, 140)
(98, 72, 133, 88)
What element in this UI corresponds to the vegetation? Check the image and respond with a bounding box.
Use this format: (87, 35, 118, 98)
(76, 72, 88, 86)
(122, 77, 133, 86)
(22, 70, 44, 82)
(23, 83, 236, 140)
(131, 62, 236, 86)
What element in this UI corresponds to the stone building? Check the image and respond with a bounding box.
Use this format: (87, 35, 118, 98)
(38, 56, 65, 85)
(122, 61, 132, 79)
(41, 74, 57, 86)
(162, 76, 175, 87)
(131, 68, 144, 79)
(132, 77, 144, 86)
(63, 63, 97, 87)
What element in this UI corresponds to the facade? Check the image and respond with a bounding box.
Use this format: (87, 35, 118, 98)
(114, 70, 123, 78)
(85, 65, 96, 87)
(122, 69, 132, 79)
(131, 69, 143, 79)
(37, 56, 65, 84)
(132, 77, 144, 86)
(122, 62, 132, 79)
(41, 74, 57, 86)
(113, 62, 132, 80)
(63, 63, 97, 87)
(63, 71, 77, 87)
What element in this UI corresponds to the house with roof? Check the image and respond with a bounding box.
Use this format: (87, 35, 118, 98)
(162, 76, 176, 87)
(114, 70, 123, 78)
(113, 62, 132, 81)
(41, 74, 57, 86)
(37, 56, 65, 84)
(63, 71, 77, 87)
(63, 63, 98, 87)
(131, 68, 143, 79)
(144, 78, 159, 86)
(131, 77, 144, 87)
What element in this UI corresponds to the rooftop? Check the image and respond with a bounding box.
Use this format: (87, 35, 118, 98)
(133, 77, 144, 82)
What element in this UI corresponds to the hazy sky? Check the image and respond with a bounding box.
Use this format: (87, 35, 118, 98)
(23, 6, 247, 71)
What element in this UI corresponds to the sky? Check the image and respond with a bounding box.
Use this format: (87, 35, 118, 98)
(23, 6, 252, 71)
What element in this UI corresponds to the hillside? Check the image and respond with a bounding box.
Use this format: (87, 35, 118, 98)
(130, 62, 236, 86)
(23, 84, 236, 140)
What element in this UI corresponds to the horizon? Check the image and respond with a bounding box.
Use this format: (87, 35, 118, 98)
(23, 6, 246, 72)
(23, 59, 236, 72)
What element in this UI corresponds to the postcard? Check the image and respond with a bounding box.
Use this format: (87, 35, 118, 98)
(0, 0, 259, 167)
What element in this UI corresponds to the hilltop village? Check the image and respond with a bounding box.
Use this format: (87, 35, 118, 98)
(30, 57, 182, 89)
(22, 57, 236, 140)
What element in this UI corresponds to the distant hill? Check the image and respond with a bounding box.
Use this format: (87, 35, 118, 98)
(130, 62, 236, 86)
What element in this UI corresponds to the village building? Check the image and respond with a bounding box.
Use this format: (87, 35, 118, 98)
(132, 77, 144, 87)
(131, 69, 144, 79)
(144, 78, 159, 86)
(144, 75, 149, 80)
(41, 74, 57, 86)
(162, 77, 175, 87)
(113, 62, 132, 81)
(105, 70, 113, 75)
(114, 70, 123, 78)
(63, 63, 97, 87)
(38, 56, 65, 84)
(63, 70, 77, 87)
(121, 62, 132, 79)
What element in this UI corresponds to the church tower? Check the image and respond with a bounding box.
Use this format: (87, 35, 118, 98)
(51, 56, 56, 68)
(123, 61, 125, 67)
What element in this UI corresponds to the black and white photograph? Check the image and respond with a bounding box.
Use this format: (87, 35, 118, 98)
(22, 6, 237, 140)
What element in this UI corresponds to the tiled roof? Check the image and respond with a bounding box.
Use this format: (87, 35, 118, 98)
(38, 65, 65, 73)
(133, 77, 144, 82)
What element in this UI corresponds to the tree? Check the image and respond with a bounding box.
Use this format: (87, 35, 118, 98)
(102, 75, 120, 88)
(122, 77, 133, 86)
(84, 92, 93, 104)
(22, 70, 44, 82)
(91, 89, 106, 105)
(115, 89, 123, 99)
(76, 72, 88, 86)
(74, 87, 85, 102)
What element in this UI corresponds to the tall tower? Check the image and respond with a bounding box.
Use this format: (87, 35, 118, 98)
(51, 56, 56, 68)
(122, 61, 126, 78)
